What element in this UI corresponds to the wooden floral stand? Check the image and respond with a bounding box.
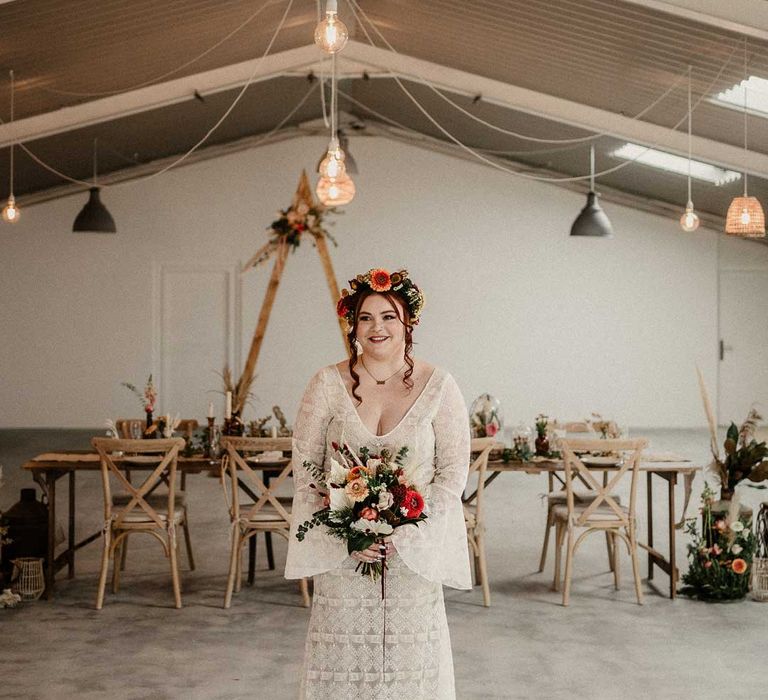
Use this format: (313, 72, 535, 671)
(235, 170, 348, 406)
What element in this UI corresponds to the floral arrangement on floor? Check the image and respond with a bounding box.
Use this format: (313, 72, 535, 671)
(296, 443, 427, 579)
(121, 375, 157, 415)
(469, 394, 501, 438)
(681, 483, 756, 601)
(696, 369, 768, 500)
(0, 588, 21, 608)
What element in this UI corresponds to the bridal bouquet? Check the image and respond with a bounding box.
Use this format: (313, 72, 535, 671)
(296, 443, 427, 579)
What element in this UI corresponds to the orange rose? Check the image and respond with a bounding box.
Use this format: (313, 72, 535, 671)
(732, 558, 747, 575)
(359, 506, 379, 521)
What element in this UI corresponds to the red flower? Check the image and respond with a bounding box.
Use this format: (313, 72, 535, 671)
(336, 297, 349, 318)
(485, 423, 498, 437)
(403, 489, 425, 518)
(369, 269, 392, 292)
(391, 484, 407, 506)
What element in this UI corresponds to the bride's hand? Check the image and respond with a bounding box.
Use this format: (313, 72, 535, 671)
(351, 539, 396, 563)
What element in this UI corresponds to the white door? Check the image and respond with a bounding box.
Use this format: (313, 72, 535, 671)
(718, 271, 768, 424)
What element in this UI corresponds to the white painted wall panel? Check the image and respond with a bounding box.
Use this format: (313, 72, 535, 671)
(0, 135, 745, 428)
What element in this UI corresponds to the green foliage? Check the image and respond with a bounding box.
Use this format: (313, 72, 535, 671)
(680, 487, 755, 601)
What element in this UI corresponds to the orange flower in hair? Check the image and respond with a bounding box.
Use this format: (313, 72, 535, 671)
(369, 268, 392, 292)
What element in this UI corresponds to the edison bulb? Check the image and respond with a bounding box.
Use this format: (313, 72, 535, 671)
(319, 141, 346, 180)
(2, 195, 20, 223)
(314, 1, 348, 54)
(680, 202, 700, 232)
(740, 208, 752, 226)
(316, 172, 355, 206)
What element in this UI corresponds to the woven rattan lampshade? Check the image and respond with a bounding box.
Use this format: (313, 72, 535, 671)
(725, 195, 766, 237)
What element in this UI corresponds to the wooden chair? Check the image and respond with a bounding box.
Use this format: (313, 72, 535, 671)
(91, 437, 186, 609)
(538, 422, 619, 573)
(552, 438, 648, 606)
(463, 437, 497, 607)
(114, 418, 197, 572)
(220, 436, 310, 608)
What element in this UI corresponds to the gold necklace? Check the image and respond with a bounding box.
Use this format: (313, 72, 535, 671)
(360, 358, 407, 385)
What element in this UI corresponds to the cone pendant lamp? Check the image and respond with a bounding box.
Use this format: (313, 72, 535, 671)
(570, 145, 614, 237)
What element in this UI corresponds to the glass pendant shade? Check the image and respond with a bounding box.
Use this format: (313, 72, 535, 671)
(569, 191, 614, 237)
(680, 201, 700, 232)
(2, 194, 20, 223)
(318, 142, 347, 180)
(72, 187, 117, 233)
(316, 173, 355, 206)
(314, 7, 348, 54)
(725, 196, 766, 237)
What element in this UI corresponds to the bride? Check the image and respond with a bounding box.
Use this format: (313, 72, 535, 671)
(285, 267, 471, 699)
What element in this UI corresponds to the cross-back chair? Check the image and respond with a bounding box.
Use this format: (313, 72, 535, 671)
(114, 418, 197, 572)
(553, 438, 648, 606)
(539, 423, 618, 574)
(463, 437, 497, 607)
(91, 437, 186, 609)
(220, 436, 310, 608)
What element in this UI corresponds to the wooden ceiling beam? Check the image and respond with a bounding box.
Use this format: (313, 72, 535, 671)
(342, 41, 768, 179)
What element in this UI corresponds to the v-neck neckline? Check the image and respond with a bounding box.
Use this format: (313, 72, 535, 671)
(333, 364, 439, 439)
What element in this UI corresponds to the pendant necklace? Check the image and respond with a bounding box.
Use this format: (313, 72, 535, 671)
(360, 358, 407, 385)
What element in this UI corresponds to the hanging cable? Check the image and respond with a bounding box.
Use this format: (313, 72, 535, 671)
(347, 0, 744, 183)
(39, 0, 280, 98)
(346, 0, 732, 145)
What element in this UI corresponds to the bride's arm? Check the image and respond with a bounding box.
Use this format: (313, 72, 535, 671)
(285, 367, 348, 579)
(390, 373, 472, 589)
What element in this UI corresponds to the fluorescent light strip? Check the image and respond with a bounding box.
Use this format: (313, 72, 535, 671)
(711, 75, 768, 118)
(610, 143, 741, 186)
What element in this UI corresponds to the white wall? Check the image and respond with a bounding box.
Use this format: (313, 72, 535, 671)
(0, 134, 746, 429)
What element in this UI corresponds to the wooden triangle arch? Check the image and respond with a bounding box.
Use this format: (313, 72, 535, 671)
(235, 170, 348, 405)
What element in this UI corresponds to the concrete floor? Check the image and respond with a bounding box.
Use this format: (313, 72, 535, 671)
(0, 428, 765, 700)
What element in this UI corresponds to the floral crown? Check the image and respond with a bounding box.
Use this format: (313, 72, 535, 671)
(336, 268, 425, 329)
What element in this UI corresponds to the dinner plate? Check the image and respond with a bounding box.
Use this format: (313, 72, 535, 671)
(580, 455, 622, 467)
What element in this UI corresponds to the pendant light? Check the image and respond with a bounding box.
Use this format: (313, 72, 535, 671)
(725, 39, 765, 237)
(680, 67, 700, 232)
(2, 70, 20, 224)
(72, 139, 116, 233)
(570, 145, 614, 237)
(316, 53, 355, 206)
(314, 0, 349, 54)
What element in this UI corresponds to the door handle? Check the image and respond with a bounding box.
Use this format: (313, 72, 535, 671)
(719, 340, 733, 361)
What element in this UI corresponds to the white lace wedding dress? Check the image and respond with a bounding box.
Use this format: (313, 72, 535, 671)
(285, 364, 471, 700)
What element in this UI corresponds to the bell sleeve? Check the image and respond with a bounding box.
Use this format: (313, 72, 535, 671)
(285, 367, 348, 579)
(391, 373, 472, 589)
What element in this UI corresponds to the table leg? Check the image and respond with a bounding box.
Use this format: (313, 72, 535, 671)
(45, 472, 57, 600)
(68, 471, 75, 579)
(248, 536, 256, 585)
(668, 473, 678, 599)
(265, 532, 275, 570)
(646, 471, 654, 581)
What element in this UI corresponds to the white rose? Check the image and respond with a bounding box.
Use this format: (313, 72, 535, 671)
(731, 521, 744, 533)
(377, 491, 394, 510)
(351, 518, 393, 536)
(732, 544, 743, 555)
